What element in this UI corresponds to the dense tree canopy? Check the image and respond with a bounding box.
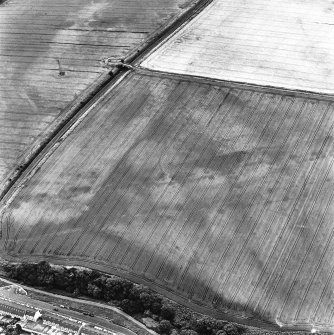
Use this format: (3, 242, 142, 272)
(4, 261, 242, 335)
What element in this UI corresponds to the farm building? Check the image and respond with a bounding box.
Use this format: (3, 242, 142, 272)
(0, 287, 120, 335)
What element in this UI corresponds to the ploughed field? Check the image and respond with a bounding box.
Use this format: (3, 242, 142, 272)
(141, 0, 334, 94)
(2, 71, 334, 329)
(0, 0, 197, 192)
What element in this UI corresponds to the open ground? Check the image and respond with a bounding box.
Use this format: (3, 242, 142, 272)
(141, 0, 334, 94)
(1, 70, 334, 331)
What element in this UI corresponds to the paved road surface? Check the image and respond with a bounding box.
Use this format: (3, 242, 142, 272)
(0, 280, 138, 335)
(0, 277, 156, 335)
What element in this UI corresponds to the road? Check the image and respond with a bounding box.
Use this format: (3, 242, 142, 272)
(0, 278, 155, 335)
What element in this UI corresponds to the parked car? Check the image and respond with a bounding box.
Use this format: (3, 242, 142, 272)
(83, 312, 94, 317)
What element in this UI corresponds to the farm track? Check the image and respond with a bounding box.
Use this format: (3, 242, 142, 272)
(1, 68, 334, 333)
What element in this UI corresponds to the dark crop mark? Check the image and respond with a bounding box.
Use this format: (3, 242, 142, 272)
(68, 186, 91, 193)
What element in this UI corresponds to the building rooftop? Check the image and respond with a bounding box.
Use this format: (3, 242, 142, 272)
(0, 285, 121, 335)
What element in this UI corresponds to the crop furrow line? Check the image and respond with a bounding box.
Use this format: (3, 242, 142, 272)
(137, 103, 239, 279)
(216, 99, 309, 307)
(247, 101, 331, 314)
(152, 90, 257, 281)
(139, 89, 233, 276)
(108, 83, 215, 264)
(175, 92, 265, 290)
(82, 79, 193, 259)
(126, 87, 226, 272)
(223, 97, 297, 305)
(185, 94, 281, 298)
(197, 97, 284, 296)
(311, 260, 334, 322)
(14, 74, 143, 254)
(48, 76, 164, 255)
(16, 90, 137, 252)
(260, 108, 333, 317)
(186, 93, 284, 300)
(229, 111, 333, 309)
(274, 127, 334, 320)
(294, 180, 334, 321)
(75, 81, 174, 256)
(60, 77, 168, 255)
(89, 80, 196, 259)
(119, 87, 229, 265)
(241, 100, 327, 312)
(143, 90, 243, 279)
(3, 0, 215, 248)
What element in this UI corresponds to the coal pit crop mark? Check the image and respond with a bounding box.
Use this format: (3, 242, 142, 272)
(68, 186, 91, 193)
(196, 150, 249, 176)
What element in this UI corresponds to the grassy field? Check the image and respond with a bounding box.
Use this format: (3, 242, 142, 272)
(1, 70, 334, 330)
(141, 0, 334, 94)
(0, 0, 198, 192)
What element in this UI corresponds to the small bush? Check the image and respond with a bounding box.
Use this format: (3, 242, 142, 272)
(216, 331, 227, 335)
(161, 302, 176, 321)
(179, 330, 198, 335)
(159, 320, 173, 335)
(3, 261, 242, 335)
(192, 316, 216, 335)
(223, 323, 239, 335)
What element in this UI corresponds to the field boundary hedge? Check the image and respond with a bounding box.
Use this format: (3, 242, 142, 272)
(3, 261, 245, 335)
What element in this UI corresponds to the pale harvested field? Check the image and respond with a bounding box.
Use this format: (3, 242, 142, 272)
(2, 71, 334, 330)
(0, 0, 198, 191)
(141, 0, 334, 94)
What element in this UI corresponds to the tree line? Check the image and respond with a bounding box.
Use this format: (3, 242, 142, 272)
(3, 261, 242, 335)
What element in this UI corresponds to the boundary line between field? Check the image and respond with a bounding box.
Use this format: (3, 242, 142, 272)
(134, 67, 334, 102)
(1, 255, 283, 332)
(0, 71, 130, 212)
(0, 0, 214, 204)
(4, 257, 334, 334)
